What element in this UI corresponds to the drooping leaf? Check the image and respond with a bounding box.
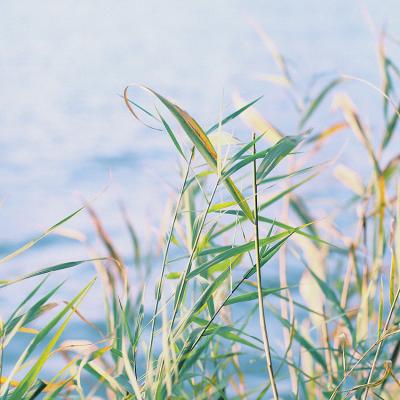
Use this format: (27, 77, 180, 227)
(124, 86, 254, 222)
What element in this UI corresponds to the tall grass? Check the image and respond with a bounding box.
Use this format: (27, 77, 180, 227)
(1, 33, 400, 399)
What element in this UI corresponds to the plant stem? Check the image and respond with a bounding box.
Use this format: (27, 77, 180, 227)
(252, 133, 279, 400)
(169, 177, 220, 331)
(363, 286, 400, 399)
(146, 149, 194, 374)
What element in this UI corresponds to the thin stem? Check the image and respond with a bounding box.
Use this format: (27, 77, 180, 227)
(329, 328, 400, 399)
(169, 177, 220, 331)
(146, 149, 194, 374)
(322, 304, 334, 386)
(363, 285, 400, 399)
(252, 133, 279, 400)
(279, 155, 297, 394)
(184, 260, 255, 352)
(155, 176, 220, 389)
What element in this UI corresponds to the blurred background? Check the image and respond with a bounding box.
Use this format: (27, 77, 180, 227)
(0, 0, 399, 318)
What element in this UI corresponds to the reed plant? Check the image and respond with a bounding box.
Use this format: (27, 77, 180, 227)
(1, 33, 400, 399)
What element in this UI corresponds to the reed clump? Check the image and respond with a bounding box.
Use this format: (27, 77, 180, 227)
(1, 34, 400, 399)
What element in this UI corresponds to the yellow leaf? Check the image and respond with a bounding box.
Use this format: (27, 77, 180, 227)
(333, 164, 365, 196)
(208, 130, 240, 147)
(232, 92, 283, 144)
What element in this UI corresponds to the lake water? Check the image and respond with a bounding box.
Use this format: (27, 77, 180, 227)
(0, 0, 400, 387)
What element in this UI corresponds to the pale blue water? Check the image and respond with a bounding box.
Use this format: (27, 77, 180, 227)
(0, 0, 400, 393)
(1, 0, 399, 245)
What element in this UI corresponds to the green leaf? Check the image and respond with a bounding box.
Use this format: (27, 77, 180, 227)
(188, 230, 293, 278)
(0, 207, 84, 265)
(206, 96, 263, 134)
(9, 279, 95, 399)
(124, 86, 254, 222)
(157, 108, 187, 160)
(166, 272, 181, 280)
(225, 287, 287, 306)
(256, 135, 303, 181)
(174, 266, 232, 336)
(274, 312, 327, 372)
(300, 78, 342, 128)
(0, 259, 103, 287)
